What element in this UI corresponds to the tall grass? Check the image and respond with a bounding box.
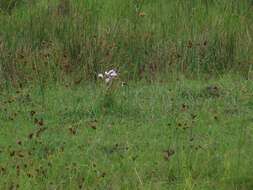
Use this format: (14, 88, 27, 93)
(0, 0, 252, 86)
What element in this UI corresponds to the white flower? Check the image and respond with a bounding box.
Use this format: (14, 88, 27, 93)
(98, 73, 104, 79)
(98, 69, 118, 84)
(105, 69, 117, 78)
(110, 71, 118, 77)
(105, 78, 111, 83)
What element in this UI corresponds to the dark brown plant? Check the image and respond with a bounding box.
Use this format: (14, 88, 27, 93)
(163, 149, 175, 161)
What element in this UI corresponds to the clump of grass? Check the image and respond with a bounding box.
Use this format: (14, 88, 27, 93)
(0, 0, 23, 14)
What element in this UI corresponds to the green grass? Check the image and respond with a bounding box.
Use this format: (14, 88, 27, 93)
(1, 75, 253, 189)
(0, 0, 252, 86)
(0, 1, 253, 189)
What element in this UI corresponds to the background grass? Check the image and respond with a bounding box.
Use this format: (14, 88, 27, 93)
(0, 0, 252, 87)
(0, 1, 253, 189)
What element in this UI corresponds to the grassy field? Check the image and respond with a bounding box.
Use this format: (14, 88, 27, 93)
(0, 0, 253, 189)
(0, 0, 252, 85)
(1, 75, 253, 189)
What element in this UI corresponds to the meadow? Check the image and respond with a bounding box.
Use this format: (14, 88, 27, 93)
(0, 0, 253, 189)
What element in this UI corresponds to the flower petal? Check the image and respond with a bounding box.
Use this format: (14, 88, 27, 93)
(105, 78, 111, 83)
(98, 73, 104, 79)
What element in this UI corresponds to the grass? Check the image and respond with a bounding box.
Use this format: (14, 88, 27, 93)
(1, 75, 253, 189)
(0, 1, 253, 189)
(0, 0, 252, 86)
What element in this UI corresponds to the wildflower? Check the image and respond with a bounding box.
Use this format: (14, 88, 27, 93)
(105, 69, 117, 78)
(98, 73, 104, 79)
(98, 69, 118, 84)
(105, 78, 111, 84)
